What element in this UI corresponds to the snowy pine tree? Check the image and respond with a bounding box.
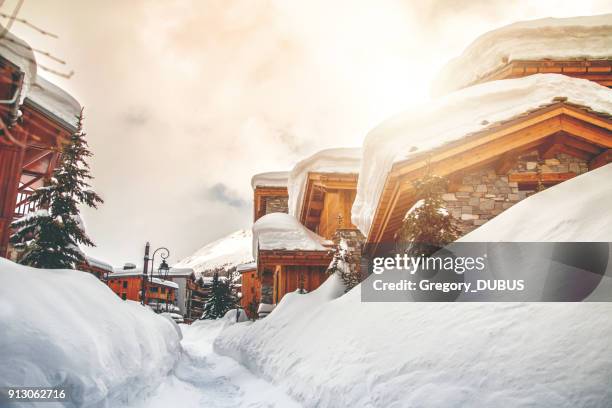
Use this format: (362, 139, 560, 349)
(202, 272, 236, 319)
(327, 240, 360, 292)
(10, 110, 103, 269)
(395, 172, 459, 257)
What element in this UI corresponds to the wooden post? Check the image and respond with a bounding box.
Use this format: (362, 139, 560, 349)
(0, 141, 26, 258)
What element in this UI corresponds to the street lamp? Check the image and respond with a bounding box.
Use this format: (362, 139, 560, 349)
(141, 242, 171, 307)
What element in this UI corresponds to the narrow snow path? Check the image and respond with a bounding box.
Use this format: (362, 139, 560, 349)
(125, 320, 300, 408)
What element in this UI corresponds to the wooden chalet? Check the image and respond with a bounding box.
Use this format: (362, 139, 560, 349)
(237, 261, 260, 318)
(0, 31, 81, 259)
(357, 16, 612, 257)
(79, 256, 114, 281)
(108, 270, 178, 309)
(252, 171, 289, 222)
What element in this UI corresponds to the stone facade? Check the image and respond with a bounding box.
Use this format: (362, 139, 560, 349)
(443, 151, 588, 235)
(264, 196, 289, 215)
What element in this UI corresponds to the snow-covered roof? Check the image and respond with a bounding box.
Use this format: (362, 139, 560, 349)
(174, 229, 253, 276)
(85, 256, 114, 272)
(108, 270, 179, 289)
(236, 261, 257, 273)
(25, 76, 81, 130)
(252, 213, 332, 259)
(251, 171, 289, 189)
(288, 147, 361, 218)
(352, 74, 612, 236)
(461, 163, 612, 242)
(433, 13, 612, 96)
(0, 26, 36, 102)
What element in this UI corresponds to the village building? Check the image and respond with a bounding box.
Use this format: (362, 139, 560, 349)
(252, 171, 289, 221)
(79, 256, 114, 281)
(0, 31, 82, 260)
(353, 15, 612, 258)
(237, 261, 259, 318)
(108, 269, 179, 313)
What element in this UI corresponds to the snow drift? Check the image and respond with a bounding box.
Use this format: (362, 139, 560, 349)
(175, 229, 253, 276)
(252, 213, 331, 259)
(251, 171, 289, 189)
(352, 74, 612, 237)
(216, 167, 612, 407)
(0, 258, 181, 407)
(433, 13, 612, 96)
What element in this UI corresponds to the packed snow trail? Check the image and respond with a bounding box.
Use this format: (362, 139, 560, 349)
(123, 320, 300, 408)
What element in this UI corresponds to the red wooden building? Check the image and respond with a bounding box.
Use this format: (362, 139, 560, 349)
(0, 30, 81, 259)
(108, 270, 178, 309)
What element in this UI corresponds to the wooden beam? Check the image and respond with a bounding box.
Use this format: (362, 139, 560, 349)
(508, 172, 576, 184)
(589, 149, 612, 170)
(555, 133, 602, 155)
(495, 153, 519, 174)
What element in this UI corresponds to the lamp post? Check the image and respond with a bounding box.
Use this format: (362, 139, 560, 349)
(141, 243, 171, 307)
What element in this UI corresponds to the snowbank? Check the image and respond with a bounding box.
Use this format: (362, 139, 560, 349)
(26, 76, 82, 130)
(352, 74, 612, 236)
(288, 148, 361, 218)
(251, 171, 289, 189)
(217, 166, 612, 406)
(216, 278, 612, 407)
(433, 13, 612, 96)
(461, 164, 612, 242)
(175, 229, 253, 276)
(0, 258, 181, 407)
(252, 213, 331, 259)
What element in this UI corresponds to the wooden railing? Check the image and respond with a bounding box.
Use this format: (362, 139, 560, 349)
(13, 189, 38, 219)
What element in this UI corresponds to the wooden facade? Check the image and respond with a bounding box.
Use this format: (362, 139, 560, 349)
(0, 53, 77, 258)
(364, 102, 612, 256)
(468, 60, 612, 90)
(258, 249, 332, 304)
(239, 265, 261, 318)
(253, 186, 288, 221)
(299, 173, 359, 239)
(108, 274, 177, 306)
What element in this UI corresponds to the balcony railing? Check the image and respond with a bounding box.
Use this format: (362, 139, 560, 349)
(14, 189, 38, 219)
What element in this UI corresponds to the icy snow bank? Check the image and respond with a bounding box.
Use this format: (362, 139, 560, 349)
(216, 279, 612, 407)
(175, 229, 253, 276)
(251, 171, 289, 189)
(352, 74, 612, 236)
(0, 258, 181, 407)
(252, 213, 332, 259)
(433, 13, 612, 96)
(462, 164, 612, 242)
(288, 148, 361, 218)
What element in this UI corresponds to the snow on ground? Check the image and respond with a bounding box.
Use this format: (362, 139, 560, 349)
(0, 258, 181, 408)
(252, 213, 332, 259)
(175, 229, 253, 276)
(125, 319, 300, 408)
(217, 167, 612, 407)
(352, 74, 612, 236)
(288, 147, 361, 218)
(433, 13, 612, 95)
(251, 171, 289, 189)
(461, 163, 612, 242)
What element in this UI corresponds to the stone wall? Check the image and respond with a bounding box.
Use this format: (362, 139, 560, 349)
(443, 151, 588, 235)
(264, 196, 289, 215)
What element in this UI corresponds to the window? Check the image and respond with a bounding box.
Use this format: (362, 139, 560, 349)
(161, 287, 166, 293)
(123, 281, 128, 288)
(121, 293, 127, 300)
(150, 287, 158, 293)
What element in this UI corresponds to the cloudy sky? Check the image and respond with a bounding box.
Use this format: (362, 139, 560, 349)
(7, 0, 612, 266)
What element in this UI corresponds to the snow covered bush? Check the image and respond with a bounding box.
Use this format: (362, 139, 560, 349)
(0, 258, 181, 407)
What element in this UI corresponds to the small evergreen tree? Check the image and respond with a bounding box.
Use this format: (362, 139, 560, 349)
(395, 172, 459, 257)
(10, 110, 103, 269)
(327, 240, 361, 292)
(202, 272, 237, 319)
